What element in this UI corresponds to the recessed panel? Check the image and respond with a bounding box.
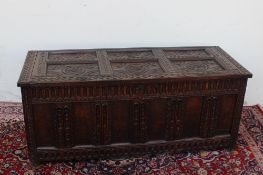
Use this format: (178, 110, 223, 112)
(147, 99, 167, 140)
(182, 96, 202, 137)
(111, 101, 130, 143)
(33, 104, 56, 147)
(72, 102, 96, 145)
(217, 95, 237, 134)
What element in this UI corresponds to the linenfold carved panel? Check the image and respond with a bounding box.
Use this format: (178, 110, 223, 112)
(130, 100, 148, 143)
(200, 96, 219, 138)
(95, 102, 111, 145)
(55, 104, 72, 148)
(165, 98, 184, 140)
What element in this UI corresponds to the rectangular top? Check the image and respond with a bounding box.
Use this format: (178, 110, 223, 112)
(17, 46, 252, 86)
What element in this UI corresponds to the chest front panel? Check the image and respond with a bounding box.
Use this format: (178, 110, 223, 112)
(18, 46, 252, 163)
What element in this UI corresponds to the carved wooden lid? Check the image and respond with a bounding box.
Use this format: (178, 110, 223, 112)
(17, 46, 252, 86)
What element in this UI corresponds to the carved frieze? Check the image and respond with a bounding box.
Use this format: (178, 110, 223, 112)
(30, 79, 243, 103)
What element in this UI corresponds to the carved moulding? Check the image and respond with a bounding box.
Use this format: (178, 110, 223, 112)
(36, 136, 231, 162)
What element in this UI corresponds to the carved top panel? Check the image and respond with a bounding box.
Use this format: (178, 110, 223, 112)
(108, 51, 155, 61)
(48, 52, 97, 62)
(17, 47, 252, 86)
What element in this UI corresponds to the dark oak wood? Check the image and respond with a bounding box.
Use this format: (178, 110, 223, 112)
(17, 46, 252, 164)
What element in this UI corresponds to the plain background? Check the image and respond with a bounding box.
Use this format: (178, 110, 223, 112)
(0, 0, 262, 104)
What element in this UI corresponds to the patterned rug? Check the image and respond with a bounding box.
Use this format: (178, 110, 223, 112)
(0, 102, 263, 175)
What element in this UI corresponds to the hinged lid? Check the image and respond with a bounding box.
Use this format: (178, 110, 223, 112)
(17, 46, 252, 86)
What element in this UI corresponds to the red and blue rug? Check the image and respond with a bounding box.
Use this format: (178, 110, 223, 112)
(0, 102, 263, 175)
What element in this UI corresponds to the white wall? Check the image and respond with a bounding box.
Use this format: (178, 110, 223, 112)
(0, 0, 262, 104)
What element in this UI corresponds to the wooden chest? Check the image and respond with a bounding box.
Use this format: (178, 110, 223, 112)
(17, 46, 252, 164)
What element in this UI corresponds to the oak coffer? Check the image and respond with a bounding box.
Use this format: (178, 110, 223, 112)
(17, 46, 252, 164)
